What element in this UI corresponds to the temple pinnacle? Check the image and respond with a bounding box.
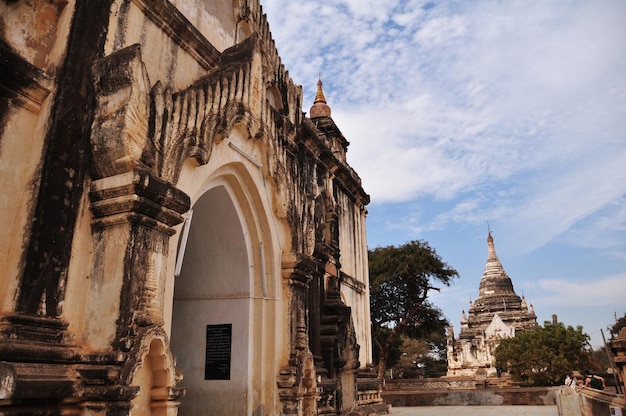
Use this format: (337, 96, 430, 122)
(314, 78, 327, 104)
(487, 229, 496, 258)
(310, 78, 332, 118)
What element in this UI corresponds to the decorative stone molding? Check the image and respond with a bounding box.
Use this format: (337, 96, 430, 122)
(122, 326, 184, 398)
(0, 41, 51, 113)
(91, 36, 270, 187)
(89, 168, 189, 232)
(0, 361, 75, 401)
(91, 44, 151, 179)
(89, 167, 190, 337)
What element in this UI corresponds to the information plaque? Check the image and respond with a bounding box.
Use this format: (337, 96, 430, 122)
(205, 324, 232, 380)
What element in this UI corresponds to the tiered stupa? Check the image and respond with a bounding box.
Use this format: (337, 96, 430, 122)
(446, 231, 538, 377)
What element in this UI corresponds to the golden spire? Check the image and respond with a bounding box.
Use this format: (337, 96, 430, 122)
(310, 77, 331, 118)
(314, 78, 327, 104)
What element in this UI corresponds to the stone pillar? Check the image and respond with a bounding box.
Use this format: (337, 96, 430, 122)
(338, 331, 358, 411)
(84, 39, 191, 343)
(88, 168, 189, 349)
(308, 272, 322, 361)
(82, 44, 189, 414)
(278, 261, 320, 415)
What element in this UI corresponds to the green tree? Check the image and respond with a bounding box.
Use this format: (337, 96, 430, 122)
(494, 320, 591, 386)
(369, 240, 458, 379)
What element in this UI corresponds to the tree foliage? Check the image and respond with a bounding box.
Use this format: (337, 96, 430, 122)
(590, 348, 611, 374)
(369, 240, 458, 378)
(372, 327, 404, 370)
(394, 330, 449, 378)
(591, 313, 626, 374)
(494, 320, 591, 386)
(610, 313, 626, 338)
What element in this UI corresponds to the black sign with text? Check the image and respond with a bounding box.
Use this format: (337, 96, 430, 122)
(205, 324, 232, 380)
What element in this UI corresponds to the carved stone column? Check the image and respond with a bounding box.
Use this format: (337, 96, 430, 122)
(278, 260, 320, 415)
(308, 272, 323, 363)
(89, 167, 190, 346)
(86, 41, 191, 345)
(83, 43, 189, 415)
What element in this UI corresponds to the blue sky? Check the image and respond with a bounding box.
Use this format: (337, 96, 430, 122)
(262, 0, 626, 348)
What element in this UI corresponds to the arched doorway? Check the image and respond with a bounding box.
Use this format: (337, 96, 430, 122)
(170, 183, 251, 415)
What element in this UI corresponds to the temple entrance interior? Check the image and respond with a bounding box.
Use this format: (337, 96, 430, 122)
(170, 184, 252, 415)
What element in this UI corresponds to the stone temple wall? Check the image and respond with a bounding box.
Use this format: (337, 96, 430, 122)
(0, 1, 376, 414)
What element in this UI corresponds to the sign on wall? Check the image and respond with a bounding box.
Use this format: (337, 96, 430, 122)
(205, 324, 232, 380)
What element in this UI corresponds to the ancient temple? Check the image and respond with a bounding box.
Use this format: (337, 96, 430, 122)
(0, 1, 382, 414)
(446, 231, 538, 377)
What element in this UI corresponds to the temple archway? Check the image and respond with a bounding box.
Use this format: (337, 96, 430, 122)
(170, 180, 252, 415)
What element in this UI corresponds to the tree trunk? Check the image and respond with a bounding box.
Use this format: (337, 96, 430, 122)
(376, 353, 387, 379)
(375, 329, 397, 379)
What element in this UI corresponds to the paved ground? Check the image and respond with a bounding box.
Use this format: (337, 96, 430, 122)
(389, 406, 559, 416)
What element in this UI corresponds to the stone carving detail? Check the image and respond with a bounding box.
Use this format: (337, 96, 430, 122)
(91, 44, 151, 179)
(91, 37, 265, 186)
(277, 262, 324, 415)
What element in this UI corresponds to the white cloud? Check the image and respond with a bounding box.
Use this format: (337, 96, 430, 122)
(414, 15, 467, 47)
(562, 198, 626, 260)
(533, 272, 626, 307)
(500, 146, 626, 254)
(263, 0, 626, 336)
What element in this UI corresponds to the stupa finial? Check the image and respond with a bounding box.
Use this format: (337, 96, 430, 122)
(310, 77, 331, 118)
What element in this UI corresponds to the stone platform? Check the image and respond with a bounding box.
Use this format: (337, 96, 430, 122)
(382, 387, 558, 407)
(390, 405, 558, 416)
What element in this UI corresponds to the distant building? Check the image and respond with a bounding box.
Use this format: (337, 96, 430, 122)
(446, 232, 538, 377)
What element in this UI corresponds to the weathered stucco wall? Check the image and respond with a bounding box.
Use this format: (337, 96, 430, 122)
(171, 0, 239, 50)
(0, 0, 74, 314)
